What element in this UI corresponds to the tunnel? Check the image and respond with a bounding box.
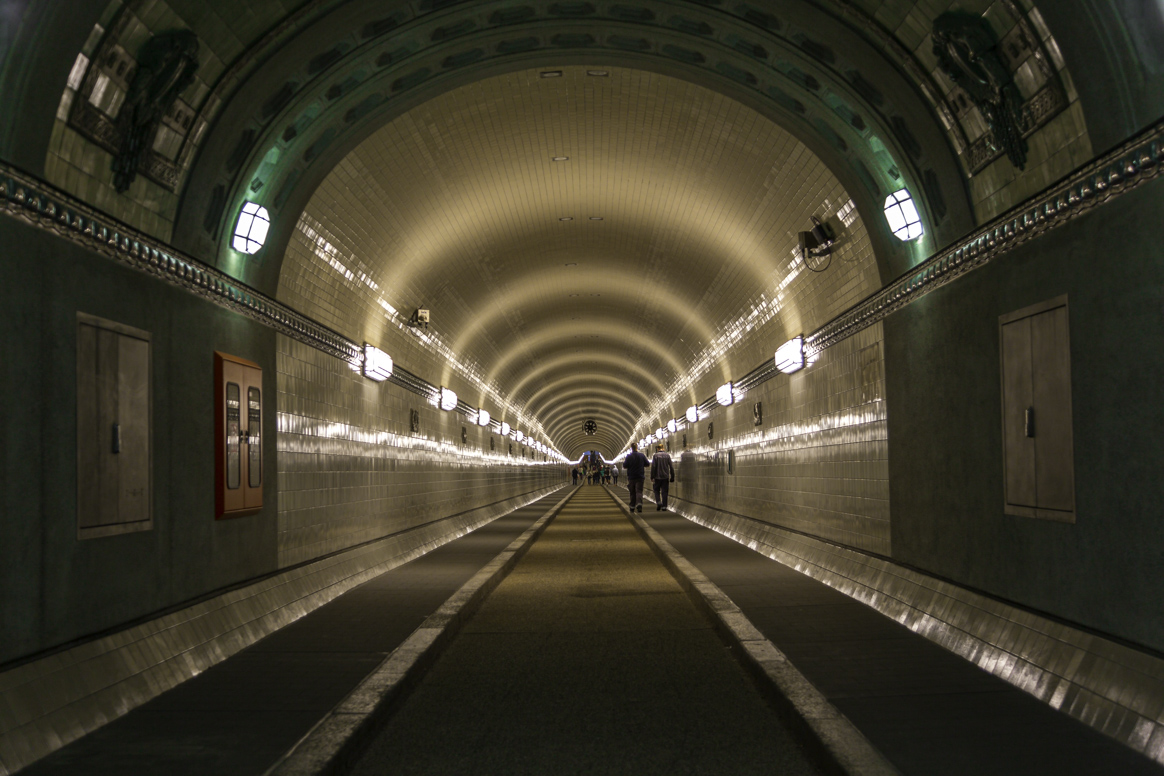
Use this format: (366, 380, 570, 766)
(2, 0, 1164, 773)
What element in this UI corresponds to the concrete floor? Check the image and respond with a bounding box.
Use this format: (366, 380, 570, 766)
(349, 487, 822, 775)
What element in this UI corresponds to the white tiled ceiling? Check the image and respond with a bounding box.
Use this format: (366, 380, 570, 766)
(278, 65, 879, 456)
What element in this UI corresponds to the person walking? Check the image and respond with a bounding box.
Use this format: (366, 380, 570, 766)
(571, 466, 579, 486)
(612, 463, 619, 488)
(623, 443, 649, 512)
(650, 443, 674, 511)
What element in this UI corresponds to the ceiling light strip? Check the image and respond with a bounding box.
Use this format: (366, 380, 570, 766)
(618, 117, 1164, 450)
(3, 115, 1161, 457)
(0, 165, 572, 458)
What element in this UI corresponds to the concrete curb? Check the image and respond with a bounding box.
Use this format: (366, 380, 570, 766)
(264, 487, 579, 776)
(603, 487, 900, 776)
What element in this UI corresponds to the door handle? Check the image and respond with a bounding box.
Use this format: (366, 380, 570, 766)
(1024, 407, 1035, 438)
(112, 423, 121, 453)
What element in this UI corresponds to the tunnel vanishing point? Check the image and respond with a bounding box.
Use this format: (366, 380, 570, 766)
(2, 1, 1164, 773)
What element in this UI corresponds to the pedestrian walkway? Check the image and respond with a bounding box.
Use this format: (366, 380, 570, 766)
(617, 485, 1164, 776)
(21, 481, 1154, 775)
(18, 491, 569, 776)
(347, 486, 822, 775)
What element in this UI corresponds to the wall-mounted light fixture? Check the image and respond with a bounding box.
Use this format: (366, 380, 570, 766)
(515, 430, 525, 443)
(774, 336, 806, 374)
(667, 419, 679, 433)
(685, 406, 700, 424)
(716, 382, 735, 407)
(362, 344, 393, 382)
(884, 189, 924, 241)
(500, 422, 511, 436)
(232, 202, 270, 255)
(439, 387, 458, 411)
(476, 409, 491, 427)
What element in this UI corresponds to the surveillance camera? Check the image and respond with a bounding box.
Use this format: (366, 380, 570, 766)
(408, 308, 430, 329)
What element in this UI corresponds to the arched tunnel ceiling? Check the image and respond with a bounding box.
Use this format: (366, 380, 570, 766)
(177, 0, 980, 285)
(277, 66, 882, 457)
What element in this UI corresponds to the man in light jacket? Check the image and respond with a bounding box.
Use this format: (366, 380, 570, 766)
(650, 443, 675, 511)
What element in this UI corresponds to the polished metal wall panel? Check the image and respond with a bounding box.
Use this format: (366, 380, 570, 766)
(277, 336, 562, 567)
(0, 482, 560, 775)
(670, 324, 889, 555)
(666, 497, 1164, 766)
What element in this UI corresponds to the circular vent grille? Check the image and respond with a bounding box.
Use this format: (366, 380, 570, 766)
(583, 419, 598, 435)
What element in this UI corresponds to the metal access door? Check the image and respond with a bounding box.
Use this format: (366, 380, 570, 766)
(77, 313, 152, 538)
(999, 295, 1075, 522)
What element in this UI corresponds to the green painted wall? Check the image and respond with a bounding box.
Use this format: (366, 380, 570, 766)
(1038, 0, 1164, 152)
(885, 175, 1164, 653)
(0, 214, 279, 665)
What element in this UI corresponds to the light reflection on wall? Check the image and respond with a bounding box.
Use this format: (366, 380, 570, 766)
(623, 196, 873, 451)
(281, 416, 559, 468)
(296, 213, 551, 442)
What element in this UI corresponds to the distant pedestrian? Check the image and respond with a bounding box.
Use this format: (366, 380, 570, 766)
(612, 463, 619, 487)
(650, 443, 674, 511)
(623, 443, 649, 512)
(571, 466, 579, 485)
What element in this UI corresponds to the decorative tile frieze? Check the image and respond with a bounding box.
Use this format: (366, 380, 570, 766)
(1, 163, 356, 361)
(805, 118, 1164, 357)
(5, 113, 1163, 444)
(0, 162, 563, 455)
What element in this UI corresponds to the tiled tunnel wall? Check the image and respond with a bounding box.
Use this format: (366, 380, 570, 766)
(5, 0, 1163, 688)
(277, 336, 566, 567)
(0, 215, 280, 666)
(885, 174, 1164, 654)
(661, 325, 890, 556)
(624, 176, 887, 557)
(0, 214, 563, 667)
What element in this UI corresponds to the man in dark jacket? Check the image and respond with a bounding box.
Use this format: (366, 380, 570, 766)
(623, 443, 649, 512)
(650, 443, 675, 511)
